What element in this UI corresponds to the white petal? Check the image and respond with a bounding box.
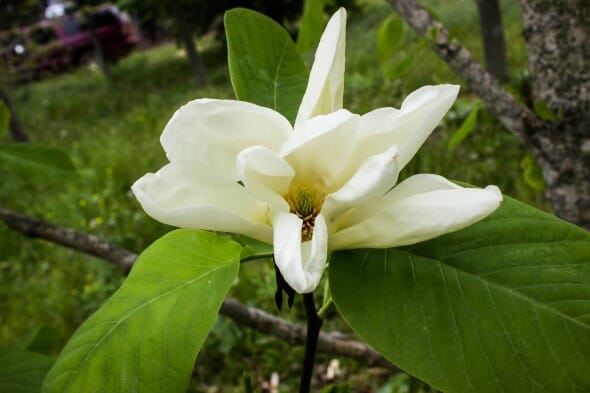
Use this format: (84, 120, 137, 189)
(236, 146, 293, 212)
(330, 174, 502, 249)
(322, 145, 399, 223)
(131, 160, 273, 243)
(295, 8, 347, 127)
(350, 85, 459, 171)
(282, 110, 360, 190)
(161, 99, 292, 179)
(273, 212, 328, 293)
(396, 85, 459, 168)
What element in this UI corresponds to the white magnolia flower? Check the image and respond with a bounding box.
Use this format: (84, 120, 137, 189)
(132, 8, 502, 294)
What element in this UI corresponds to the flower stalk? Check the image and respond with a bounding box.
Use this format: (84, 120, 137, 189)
(300, 293, 323, 393)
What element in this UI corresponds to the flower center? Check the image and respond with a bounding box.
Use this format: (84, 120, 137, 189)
(285, 187, 324, 241)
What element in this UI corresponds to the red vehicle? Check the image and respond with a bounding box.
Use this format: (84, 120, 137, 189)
(1, 5, 139, 80)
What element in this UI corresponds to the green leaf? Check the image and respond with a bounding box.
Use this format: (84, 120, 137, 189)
(0, 143, 76, 177)
(533, 99, 555, 122)
(43, 229, 241, 393)
(383, 52, 415, 79)
(15, 326, 59, 355)
(521, 154, 545, 191)
(330, 197, 590, 393)
(377, 14, 405, 66)
(0, 101, 9, 138)
(225, 8, 309, 124)
(448, 101, 481, 150)
(233, 234, 273, 262)
(0, 346, 54, 393)
(296, 0, 327, 53)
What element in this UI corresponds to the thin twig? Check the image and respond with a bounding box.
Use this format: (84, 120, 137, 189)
(0, 207, 396, 370)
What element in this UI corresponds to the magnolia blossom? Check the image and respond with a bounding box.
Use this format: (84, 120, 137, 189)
(132, 8, 502, 293)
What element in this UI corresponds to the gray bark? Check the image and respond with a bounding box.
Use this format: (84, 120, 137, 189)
(388, 0, 590, 229)
(520, 0, 590, 228)
(475, 0, 508, 81)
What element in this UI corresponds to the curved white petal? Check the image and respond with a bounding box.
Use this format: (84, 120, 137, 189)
(131, 160, 273, 243)
(236, 146, 293, 213)
(295, 8, 346, 127)
(273, 212, 328, 293)
(322, 145, 399, 224)
(283, 110, 360, 190)
(161, 99, 292, 179)
(329, 174, 502, 249)
(350, 85, 460, 171)
(396, 84, 460, 168)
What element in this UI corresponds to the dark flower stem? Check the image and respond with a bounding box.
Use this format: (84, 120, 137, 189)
(300, 293, 323, 393)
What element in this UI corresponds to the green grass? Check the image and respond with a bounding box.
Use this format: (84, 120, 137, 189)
(0, 1, 546, 391)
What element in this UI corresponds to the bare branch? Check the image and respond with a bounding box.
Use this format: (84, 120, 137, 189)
(221, 298, 395, 370)
(0, 207, 395, 370)
(387, 0, 543, 146)
(0, 207, 136, 271)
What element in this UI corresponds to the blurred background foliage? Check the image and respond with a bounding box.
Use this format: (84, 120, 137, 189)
(0, 0, 547, 391)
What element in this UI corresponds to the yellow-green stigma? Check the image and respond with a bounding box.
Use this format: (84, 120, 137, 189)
(286, 188, 323, 241)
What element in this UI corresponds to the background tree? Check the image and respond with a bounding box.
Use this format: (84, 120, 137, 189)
(474, 0, 508, 81)
(119, 0, 304, 87)
(388, 0, 590, 229)
(0, 0, 43, 30)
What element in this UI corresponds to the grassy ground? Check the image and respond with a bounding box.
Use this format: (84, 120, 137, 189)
(1, 1, 546, 391)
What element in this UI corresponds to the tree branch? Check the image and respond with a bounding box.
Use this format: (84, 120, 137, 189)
(0, 207, 396, 371)
(387, 0, 543, 147)
(0, 208, 136, 271)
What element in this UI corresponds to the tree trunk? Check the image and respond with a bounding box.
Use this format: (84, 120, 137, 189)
(0, 85, 30, 142)
(169, 3, 208, 87)
(387, 0, 590, 229)
(475, 0, 508, 81)
(520, 0, 590, 229)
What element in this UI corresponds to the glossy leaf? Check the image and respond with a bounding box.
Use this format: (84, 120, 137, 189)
(0, 143, 76, 177)
(330, 197, 590, 393)
(0, 346, 54, 393)
(43, 229, 241, 393)
(225, 8, 309, 124)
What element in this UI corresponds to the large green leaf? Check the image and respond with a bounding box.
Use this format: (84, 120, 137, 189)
(0, 143, 76, 177)
(43, 229, 241, 393)
(0, 346, 54, 393)
(330, 198, 590, 393)
(225, 8, 309, 124)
